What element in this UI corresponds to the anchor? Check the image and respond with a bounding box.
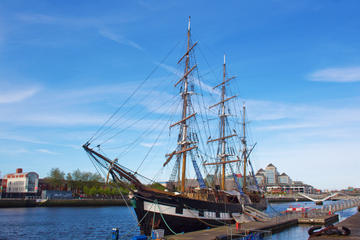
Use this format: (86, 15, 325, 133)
(308, 224, 351, 237)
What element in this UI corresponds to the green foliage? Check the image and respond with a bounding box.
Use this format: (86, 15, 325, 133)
(45, 167, 131, 198)
(69, 169, 104, 182)
(150, 182, 165, 191)
(46, 168, 65, 188)
(49, 168, 65, 180)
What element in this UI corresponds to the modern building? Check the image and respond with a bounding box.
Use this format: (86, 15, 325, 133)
(2, 168, 39, 194)
(255, 168, 266, 186)
(256, 164, 314, 194)
(278, 173, 292, 185)
(264, 163, 279, 185)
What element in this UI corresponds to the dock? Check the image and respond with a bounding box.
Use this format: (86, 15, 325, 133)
(166, 214, 337, 240)
(308, 211, 360, 240)
(166, 197, 360, 240)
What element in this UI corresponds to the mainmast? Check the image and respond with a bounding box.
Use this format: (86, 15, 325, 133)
(180, 17, 191, 193)
(164, 16, 198, 193)
(242, 104, 247, 192)
(206, 55, 237, 190)
(220, 55, 227, 190)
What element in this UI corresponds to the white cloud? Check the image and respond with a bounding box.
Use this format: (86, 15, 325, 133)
(255, 123, 319, 131)
(99, 29, 142, 50)
(37, 149, 57, 155)
(140, 142, 163, 148)
(18, 113, 107, 126)
(158, 63, 221, 96)
(0, 133, 49, 145)
(309, 66, 360, 82)
(0, 87, 40, 103)
(16, 13, 137, 27)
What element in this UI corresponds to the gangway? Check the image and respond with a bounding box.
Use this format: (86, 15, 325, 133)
(243, 205, 271, 222)
(298, 192, 339, 205)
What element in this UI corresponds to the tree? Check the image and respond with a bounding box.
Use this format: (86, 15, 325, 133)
(89, 186, 97, 197)
(47, 168, 65, 190)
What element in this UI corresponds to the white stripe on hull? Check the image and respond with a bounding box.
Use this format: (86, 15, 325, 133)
(143, 201, 238, 221)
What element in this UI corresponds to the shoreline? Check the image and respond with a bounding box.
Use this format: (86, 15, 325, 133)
(0, 199, 129, 208)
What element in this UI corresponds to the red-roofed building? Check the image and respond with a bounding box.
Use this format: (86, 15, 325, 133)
(2, 168, 39, 194)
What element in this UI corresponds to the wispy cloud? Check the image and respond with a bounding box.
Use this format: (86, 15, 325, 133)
(309, 66, 360, 82)
(140, 142, 164, 148)
(98, 29, 142, 50)
(37, 149, 57, 155)
(247, 98, 360, 133)
(255, 123, 319, 131)
(16, 13, 137, 27)
(9, 112, 107, 126)
(0, 133, 49, 145)
(158, 63, 221, 95)
(0, 147, 29, 155)
(0, 87, 40, 104)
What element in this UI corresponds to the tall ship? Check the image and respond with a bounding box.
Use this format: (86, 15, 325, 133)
(83, 17, 266, 236)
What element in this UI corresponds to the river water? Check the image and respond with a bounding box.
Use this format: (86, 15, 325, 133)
(0, 201, 357, 240)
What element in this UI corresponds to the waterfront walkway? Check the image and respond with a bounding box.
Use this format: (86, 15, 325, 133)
(166, 214, 337, 240)
(167, 197, 360, 240)
(309, 211, 360, 240)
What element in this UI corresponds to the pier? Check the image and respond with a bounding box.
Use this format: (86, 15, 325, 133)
(309, 211, 360, 239)
(166, 197, 360, 240)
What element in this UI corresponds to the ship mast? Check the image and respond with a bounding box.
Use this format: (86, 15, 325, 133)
(180, 17, 191, 193)
(220, 55, 227, 190)
(164, 16, 198, 193)
(242, 104, 247, 192)
(206, 55, 237, 190)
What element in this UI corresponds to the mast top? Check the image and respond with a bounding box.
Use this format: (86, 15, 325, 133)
(188, 16, 191, 31)
(224, 54, 226, 65)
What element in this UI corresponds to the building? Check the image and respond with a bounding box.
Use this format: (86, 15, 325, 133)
(2, 168, 39, 194)
(255, 168, 266, 186)
(256, 164, 315, 194)
(264, 163, 279, 185)
(278, 173, 292, 185)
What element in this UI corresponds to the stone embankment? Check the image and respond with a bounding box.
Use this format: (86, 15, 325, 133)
(0, 199, 129, 208)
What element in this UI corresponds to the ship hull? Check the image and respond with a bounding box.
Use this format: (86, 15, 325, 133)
(132, 189, 243, 236)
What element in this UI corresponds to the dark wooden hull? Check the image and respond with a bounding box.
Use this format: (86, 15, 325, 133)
(132, 189, 247, 236)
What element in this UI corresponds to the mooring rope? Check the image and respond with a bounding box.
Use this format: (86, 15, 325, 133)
(154, 199, 179, 235)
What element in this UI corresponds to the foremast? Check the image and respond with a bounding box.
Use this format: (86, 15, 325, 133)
(206, 55, 238, 190)
(242, 104, 248, 193)
(164, 17, 198, 193)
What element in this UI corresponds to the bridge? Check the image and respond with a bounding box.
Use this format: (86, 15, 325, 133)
(298, 192, 340, 205)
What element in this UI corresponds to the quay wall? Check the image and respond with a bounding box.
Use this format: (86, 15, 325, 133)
(40, 199, 129, 207)
(0, 199, 129, 208)
(0, 199, 36, 208)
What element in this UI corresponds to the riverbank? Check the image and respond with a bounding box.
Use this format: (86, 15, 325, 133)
(0, 199, 129, 208)
(0, 197, 309, 208)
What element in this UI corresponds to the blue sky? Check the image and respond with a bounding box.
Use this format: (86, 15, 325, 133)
(0, 0, 360, 190)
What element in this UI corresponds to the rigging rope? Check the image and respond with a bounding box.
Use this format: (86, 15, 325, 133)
(88, 40, 181, 144)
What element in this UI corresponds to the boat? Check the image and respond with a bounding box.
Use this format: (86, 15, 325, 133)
(83, 17, 266, 236)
